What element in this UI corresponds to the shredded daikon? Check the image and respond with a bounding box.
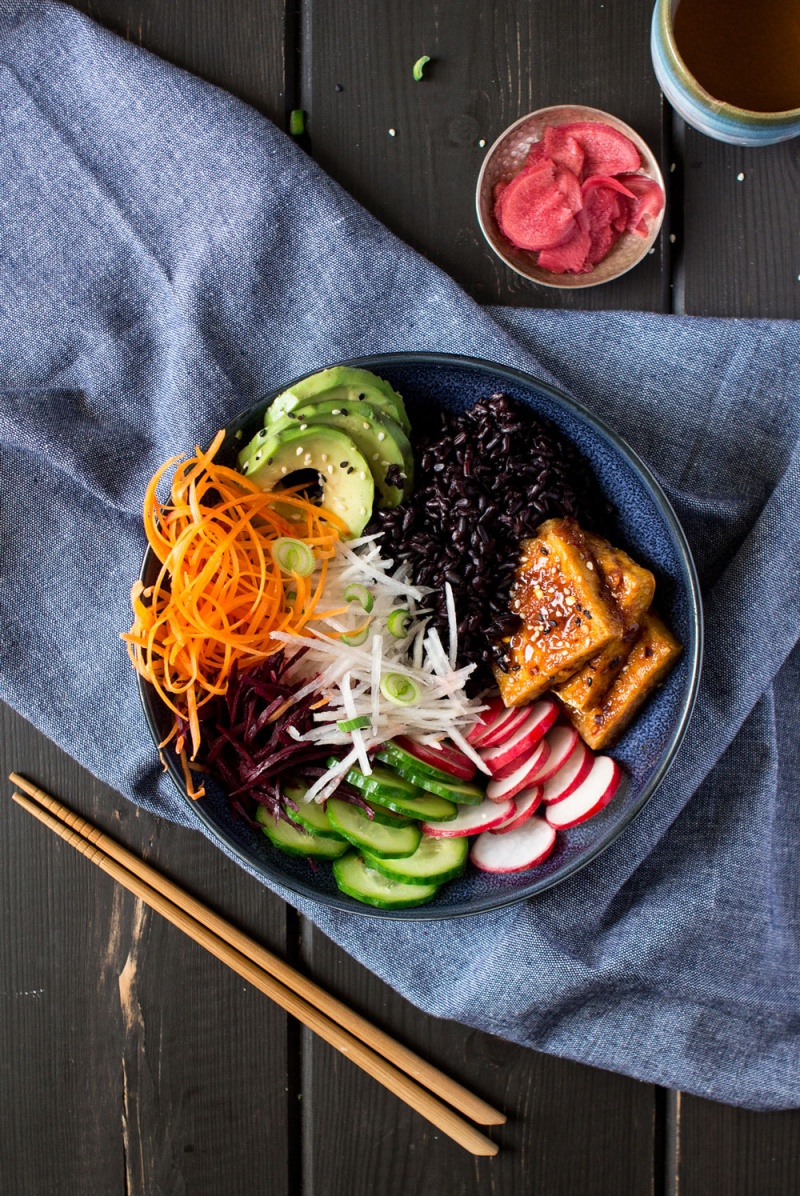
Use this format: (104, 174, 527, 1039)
(270, 535, 488, 798)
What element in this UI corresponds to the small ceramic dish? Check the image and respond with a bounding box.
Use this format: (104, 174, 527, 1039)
(476, 104, 665, 289)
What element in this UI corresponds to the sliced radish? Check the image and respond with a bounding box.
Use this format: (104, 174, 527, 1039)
(490, 786, 543, 834)
(541, 740, 593, 804)
(421, 797, 514, 838)
(466, 697, 506, 745)
(485, 740, 550, 802)
(471, 817, 557, 873)
(544, 756, 622, 829)
(392, 735, 476, 781)
(525, 723, 580, 785)
(474, 704, 531, 749)
(479, 700, 558, 774)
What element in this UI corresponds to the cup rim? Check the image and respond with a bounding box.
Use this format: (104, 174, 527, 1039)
(656, 0, 800, 123)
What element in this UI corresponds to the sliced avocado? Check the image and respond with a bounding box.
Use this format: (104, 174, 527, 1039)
(267, 366, 411, 435)
(246, 424, 374, 537)
(292, 400, 413, 509)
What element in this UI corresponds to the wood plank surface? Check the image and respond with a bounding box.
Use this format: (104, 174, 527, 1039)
(299, 924, 657, 1196)
(302, 0, 670, 310)
(0, 713, 294, 1196)
(679, 127, 800, 318)
(673, 1093, 800, 1196)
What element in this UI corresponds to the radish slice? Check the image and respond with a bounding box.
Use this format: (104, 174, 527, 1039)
(474, 704, 531, 749)
(541, 740, 593, 804)
(544, 756, 622, 829)
(421, 797, 514, 838)
(525, 723, 579, 785)
(479, 700, 559, 773)
(471, 817, 557, 873)
(392, 735, 476, 781)
(485, 739, 550, 802)
(489, 786, 543, 834)
(466, 697, 506, 745)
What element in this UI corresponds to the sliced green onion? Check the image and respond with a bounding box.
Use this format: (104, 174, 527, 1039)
(412, 55, 430, 81)
(337, 716, 372, 732)
(343, 583, 374, 613)
(271, 537, 315, 577)
(342, 626, 370, 647)
(289, 108, 305, 135)
(387, 608, 411, 639)
(380, 672, 421, 706)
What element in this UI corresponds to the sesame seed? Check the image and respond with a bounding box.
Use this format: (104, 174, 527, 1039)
(321, 454, 328, 463)
(295, 447, 303, 456)
(281, 466, 288, 475)
(586, 561, 594, 570)
(360, 507, 367, 515)
(299, 423, 308, 430)
(363, 422, 370, 430)
(327, 465, 334, 475)
(255, 451, 262, 461)
(359, 471, 366, 479)
(372, 453, 380, 461)
(388, 128, 396, 137)
(377, 432, 385, 441)
(565, 596, 576, 606)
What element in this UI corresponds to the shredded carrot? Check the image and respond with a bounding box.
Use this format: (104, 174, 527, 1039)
(122, 430, 348, 794)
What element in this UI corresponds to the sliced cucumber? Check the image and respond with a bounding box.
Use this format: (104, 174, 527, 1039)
(374, 753, 485, 805)
(381, 742, 459, 784)
(327, 798, 422, 858)
(360, 802, 414, 828)
(282, 782, 345, 839)
(333, 852, 440, 909)
(256, 806, 349, 859)
(364, 835, 468, 886)
(334, 761, 458, 822)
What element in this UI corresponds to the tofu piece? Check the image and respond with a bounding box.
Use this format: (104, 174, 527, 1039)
(566, 611, 683, 749)
(494, 518, 623, 707)
(556, 532, 656, 712)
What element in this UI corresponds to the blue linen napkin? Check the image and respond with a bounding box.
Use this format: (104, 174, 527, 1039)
(1, 0, 799, 1109)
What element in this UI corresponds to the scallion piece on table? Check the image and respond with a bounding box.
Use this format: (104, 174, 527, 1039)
(387, 608, 411, 638)
(412, 55, 430, 81)
(336, 716, 372, 732)
(343, 582, 374, 612)
(271, 537, 315, 576)
(380, 672, 421, 706)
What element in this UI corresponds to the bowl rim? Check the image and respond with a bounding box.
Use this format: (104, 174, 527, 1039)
(475, 104, 666, 289)
(136, 350, 703, 920)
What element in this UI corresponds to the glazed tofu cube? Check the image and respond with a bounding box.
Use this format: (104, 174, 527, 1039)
(556, 532, 656, 712)
(494, 518, 623, 707)
(567, 611, 683, 749)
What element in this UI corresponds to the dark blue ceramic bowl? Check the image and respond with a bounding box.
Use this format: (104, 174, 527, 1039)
(138, 353, 702, 919)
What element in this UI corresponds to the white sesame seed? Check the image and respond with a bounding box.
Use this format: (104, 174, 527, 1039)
(388, 128, 396, 137)
(380, 460, 390, 467)
(737, 172, 745, 181)
(295, 446, 303, 456)
(299, 423, 308, 430)
(670, 233, 676, 243)
(360, 507, 367, 515)
(479, 139, 486, 147)
(327, 465, 334, 475)
(377, 432, 385, 441)
(359, 471, 366, 479)
(281, 466, 288, 475)
(372, 453, 380, 461)
(321, 454, 328, 463)
(331, 409, 342, 415)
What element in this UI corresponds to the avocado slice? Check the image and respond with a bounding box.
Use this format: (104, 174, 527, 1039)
(267, 366, 411, 435)
(245, 424, 374, 538)
(291, 400, 413, 509)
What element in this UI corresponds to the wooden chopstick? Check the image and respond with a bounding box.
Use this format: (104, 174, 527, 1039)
(9, 775, 504, 1155)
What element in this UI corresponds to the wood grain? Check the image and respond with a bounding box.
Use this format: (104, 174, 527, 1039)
(303, 0, 670, 309)
(679, 127, 800, 318)
(299, 924, 657, 1196)
(70, 0, 291, 124)
(0, 703, 292, 1196)
(676, 1094, 800, 1196)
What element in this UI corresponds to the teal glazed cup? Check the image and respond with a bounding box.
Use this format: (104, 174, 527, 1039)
(651, 0, 800, 145)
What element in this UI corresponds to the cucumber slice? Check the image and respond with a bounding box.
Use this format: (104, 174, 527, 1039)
(336, 762, 458, 822)
(364, 835, 468, 886)
(333, 852, 439, 909)
(256, 806, 349, 859)
(359, 801, 414, 827)
(374, 753, 485, 805)
(380, 742, 458, 784)
(327, 798, 422, 858)
(283, 783, 346, 838)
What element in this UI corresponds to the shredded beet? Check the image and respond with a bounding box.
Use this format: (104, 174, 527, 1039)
(202, 653, 347, 823)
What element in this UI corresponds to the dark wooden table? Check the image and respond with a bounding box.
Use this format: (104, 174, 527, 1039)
(2, 2, 799, 1193)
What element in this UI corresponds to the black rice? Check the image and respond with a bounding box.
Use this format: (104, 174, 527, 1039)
(368, 393, 610, 685)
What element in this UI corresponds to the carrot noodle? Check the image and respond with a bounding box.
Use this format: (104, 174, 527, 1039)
(123, 431, 347, 795)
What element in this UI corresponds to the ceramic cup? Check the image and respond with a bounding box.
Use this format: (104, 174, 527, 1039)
(651, 0, 800, 146)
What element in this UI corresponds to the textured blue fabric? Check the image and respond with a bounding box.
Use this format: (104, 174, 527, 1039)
(1, 1, 799, 1109)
